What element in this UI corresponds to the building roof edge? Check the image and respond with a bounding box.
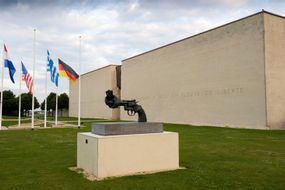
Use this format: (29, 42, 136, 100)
(122, 10, 285, 62)
(81, 64, 120, 77)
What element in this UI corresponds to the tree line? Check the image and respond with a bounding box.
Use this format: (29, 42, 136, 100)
(1, 90, 69, 116)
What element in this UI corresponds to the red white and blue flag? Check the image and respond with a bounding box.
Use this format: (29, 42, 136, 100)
(21, 62, 33, 94)
(3, 44, 16, 83)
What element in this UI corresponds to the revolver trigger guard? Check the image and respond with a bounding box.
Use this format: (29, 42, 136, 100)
(127, 110, 135, 116)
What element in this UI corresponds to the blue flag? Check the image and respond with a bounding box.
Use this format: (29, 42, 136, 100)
(3, 44, 16, 83)
(47, 50, 59, 87)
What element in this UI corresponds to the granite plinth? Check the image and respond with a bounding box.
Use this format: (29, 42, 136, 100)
(91, 122, 163, 136)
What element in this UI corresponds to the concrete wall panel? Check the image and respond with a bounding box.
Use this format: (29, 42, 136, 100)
(264, 14, 285, 129)
(69, 65, 120, 120)
(121, 14, 267, 128)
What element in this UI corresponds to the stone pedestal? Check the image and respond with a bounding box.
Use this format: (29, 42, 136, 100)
(77, 131, 179, 179)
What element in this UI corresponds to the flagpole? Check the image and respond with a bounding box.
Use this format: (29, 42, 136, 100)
(78, 36, 81, 129)
(31, 29, 36, 130)
(55, 86, 58, 126)
(18, 64, 22, 128)
(0, 44, 4, 130)
(44, 53, 48, 128)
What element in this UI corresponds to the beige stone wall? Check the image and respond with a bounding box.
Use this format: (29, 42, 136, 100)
(121, 13, 267, 128)
(69, 65, 120, 120)
(264, 13, 285, 129)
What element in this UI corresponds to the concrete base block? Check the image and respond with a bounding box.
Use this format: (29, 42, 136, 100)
(77, 132, 179, 179)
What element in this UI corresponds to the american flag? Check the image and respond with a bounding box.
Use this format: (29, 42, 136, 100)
(21, 62, 33, 94)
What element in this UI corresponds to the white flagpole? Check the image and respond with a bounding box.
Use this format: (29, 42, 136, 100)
(18, 64, 22, 128)
(78, 36, 81, 129)
(0, 44, 4, 130)
(31, 29, 36, 130)
(44, 53, 48, 128)
(55, 86, 58, 126)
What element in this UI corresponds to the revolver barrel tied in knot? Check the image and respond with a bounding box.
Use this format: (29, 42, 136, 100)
(105, 90, 147, 122)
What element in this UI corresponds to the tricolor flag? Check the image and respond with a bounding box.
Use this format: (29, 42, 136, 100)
(47, 50, 59, 87)
(21, 62, 33, 94)
(58, 59, 79, 83)
(3, 44, 16, 83)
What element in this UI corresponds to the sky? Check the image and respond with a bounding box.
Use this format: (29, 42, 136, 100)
(0, 0, 285, 103)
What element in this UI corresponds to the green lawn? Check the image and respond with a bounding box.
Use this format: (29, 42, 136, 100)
(2, 119, 31, 127)
(36, 116, 106, 121)
(3, 115, 25, 119)
(1, 115, 105, 127)
(0, 122, 284, 190)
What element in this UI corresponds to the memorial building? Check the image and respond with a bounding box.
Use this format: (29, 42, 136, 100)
(70, 11, 285, 129)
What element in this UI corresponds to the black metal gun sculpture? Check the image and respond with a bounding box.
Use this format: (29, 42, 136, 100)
(105, 90, 147, 122)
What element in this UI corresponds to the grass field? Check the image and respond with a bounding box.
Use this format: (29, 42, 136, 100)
(36, 116, 106, 121)
(1, 115, 106, 127)
(0, 121, 284, 190)
(2, 119, 31, 127)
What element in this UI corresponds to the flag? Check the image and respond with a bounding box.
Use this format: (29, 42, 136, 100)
(58, 58, 79, 83)
(3, 44, 16, 83)
(21, 62, 33, 94)
(47, 50, 59, 87)
(47, 50, 52, 72)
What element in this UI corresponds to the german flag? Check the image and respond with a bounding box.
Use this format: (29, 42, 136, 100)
(58, 59, 79, 83)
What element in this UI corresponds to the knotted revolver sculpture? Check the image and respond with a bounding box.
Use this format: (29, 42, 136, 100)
(105, 90, 147, 122)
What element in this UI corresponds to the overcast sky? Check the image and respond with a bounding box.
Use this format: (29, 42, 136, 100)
(0, 0, 284, 103)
